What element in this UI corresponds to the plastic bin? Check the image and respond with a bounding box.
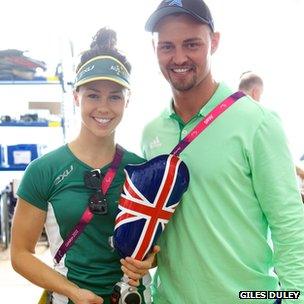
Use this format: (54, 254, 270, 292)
(7, 144, 38, 167)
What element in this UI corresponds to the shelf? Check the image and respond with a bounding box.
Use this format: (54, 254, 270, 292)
(0, 166, 27, 171)
(0, 80, 60, 85)
(0, 121, 61, 127)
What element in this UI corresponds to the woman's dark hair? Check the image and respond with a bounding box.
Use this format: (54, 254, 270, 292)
(76, 27, 131, 74)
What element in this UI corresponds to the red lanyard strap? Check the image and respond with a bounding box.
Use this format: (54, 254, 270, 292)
(101, 144, 124, 193)
(54, 144, 124, 263)
(171, 91, 245, 156)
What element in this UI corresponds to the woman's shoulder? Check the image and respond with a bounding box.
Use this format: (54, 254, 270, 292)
(121, 147, 146, 165)
(27, 145, 70, 170)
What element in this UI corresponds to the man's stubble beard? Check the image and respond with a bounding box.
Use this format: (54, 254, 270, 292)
(168, 73, 198, 92)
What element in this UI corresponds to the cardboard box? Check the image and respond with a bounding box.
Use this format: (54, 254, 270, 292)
(28, 101, 61, 115)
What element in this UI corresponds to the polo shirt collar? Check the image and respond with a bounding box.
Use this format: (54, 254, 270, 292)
(198, 82, 232, 116)
(165, 82, 232, 120)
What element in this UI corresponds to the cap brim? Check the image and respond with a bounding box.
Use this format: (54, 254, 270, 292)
(75, 75, 130, 90)
(145, 6, 210, 32)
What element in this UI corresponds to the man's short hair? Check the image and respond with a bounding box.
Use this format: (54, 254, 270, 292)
(238, 71, 263, 91)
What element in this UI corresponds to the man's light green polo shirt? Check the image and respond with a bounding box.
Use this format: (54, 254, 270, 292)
(141, 83, 304, 304)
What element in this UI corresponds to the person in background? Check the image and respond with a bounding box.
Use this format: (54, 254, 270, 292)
(10, 27, 157, 304)
(240, 71, 304, 194)
(296, 166, 304, 202)
(238, 71, 264, 102)
(141, 0, 304, 303)
(296, 166, 304, 180)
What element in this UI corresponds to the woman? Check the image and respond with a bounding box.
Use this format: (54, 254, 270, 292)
(10, 28, 157, 304)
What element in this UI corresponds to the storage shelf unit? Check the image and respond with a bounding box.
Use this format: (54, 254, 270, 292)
(0, 80, 65, 188)
(0, 80, 66, 247)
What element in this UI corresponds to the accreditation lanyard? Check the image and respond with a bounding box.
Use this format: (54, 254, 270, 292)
(171, 91, 245, 156)
(54, 144, 124, 264)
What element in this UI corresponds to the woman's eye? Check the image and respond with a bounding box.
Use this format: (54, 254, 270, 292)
(88, 93, 99, 99)
(109, 95, 122, 101)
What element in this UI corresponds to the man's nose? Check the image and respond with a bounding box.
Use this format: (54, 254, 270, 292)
(172, 47, 188, 65)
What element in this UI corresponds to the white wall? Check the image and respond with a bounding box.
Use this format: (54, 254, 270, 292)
(1, 0, 303, 160)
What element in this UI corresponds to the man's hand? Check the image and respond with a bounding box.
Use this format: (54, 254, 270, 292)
(120, 245, 160, 286)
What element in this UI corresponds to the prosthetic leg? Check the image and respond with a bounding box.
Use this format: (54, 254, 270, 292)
(110, 154, 189, 304)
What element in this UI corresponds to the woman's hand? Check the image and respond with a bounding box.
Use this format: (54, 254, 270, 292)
(70, 287, 103, 304)
(120, 245, 160, 286)
(11, 199, 103, 304)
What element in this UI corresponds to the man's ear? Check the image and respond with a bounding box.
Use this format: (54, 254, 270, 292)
(152, 32, 159, 53)
(251, 86, 262, 102)
(73, 90, 80, 107)
(152, 38, 156, 53)
(211, 32, 220, 55)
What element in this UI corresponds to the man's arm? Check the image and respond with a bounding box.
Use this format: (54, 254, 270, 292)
(250, 112, 304, 303)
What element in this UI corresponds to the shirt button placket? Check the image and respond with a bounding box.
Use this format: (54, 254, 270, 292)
(181, 129, 188, 139)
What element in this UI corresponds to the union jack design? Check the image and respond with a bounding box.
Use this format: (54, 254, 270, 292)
(113, 154, 189, 260)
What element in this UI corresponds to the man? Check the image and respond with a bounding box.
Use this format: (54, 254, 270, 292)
(238, 71, 264, 102)
(297, 166, 304, 180)
(141, 0, 304, 303)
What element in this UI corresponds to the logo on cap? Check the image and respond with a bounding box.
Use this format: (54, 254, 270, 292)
(110, 64, 125, 76)
(76, 64, 95, 82)
(165, 0, 183, 7)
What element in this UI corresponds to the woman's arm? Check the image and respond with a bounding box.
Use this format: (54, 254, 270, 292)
(10, 198, 103, 304)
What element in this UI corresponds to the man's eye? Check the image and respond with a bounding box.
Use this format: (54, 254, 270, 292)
(159, 45, 172, 51)
(186, 43, 199, 49)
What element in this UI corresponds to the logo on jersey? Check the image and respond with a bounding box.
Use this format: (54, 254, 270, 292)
(149, 136, 162, 150)
(54, 165, 73, 185)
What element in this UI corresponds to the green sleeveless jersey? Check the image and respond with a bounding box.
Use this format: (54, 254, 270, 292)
(17, 144, 149, 304)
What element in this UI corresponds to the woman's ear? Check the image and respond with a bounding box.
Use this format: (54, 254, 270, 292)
(125, 89, 131, 108)
(73, 90, 80, 107)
